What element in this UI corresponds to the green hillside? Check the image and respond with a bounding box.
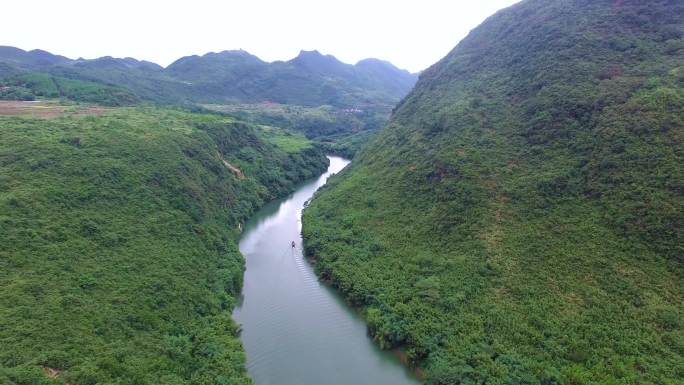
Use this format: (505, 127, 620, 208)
(0, 108, 327, 384)
(303, 0, 684, 384)
(0, 47, 417, 110)
(204, 103, 386, 156)
(1, 73, 139, 106)
(0, 47, 416, 148)
(165, 50, 416, 108)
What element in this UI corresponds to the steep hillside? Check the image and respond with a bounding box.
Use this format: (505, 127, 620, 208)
(0, 108, 327, 385)
(355, 58, 420, 98)
(303, 0, 684, 383)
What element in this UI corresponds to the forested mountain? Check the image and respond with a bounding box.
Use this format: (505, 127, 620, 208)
(0, 107, 328, 384)
(165, 49, 417, 106)
(0, 47, 417, 108)
(0, 46, 71, 70)
(303, 0, 684, 383)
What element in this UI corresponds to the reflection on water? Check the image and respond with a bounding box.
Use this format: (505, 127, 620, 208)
(233, 156, 419, 385)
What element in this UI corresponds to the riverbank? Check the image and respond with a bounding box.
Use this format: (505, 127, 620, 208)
(0, 107, 328, 385)
(234, 156, 419, 385)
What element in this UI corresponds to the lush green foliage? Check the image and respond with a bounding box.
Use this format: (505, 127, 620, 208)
(0, 108, 327, 384)
(315, 130, 377, 159)
(1, 73, 139, 106)
(304, 0, 684, 383)
(206, 103, 386, 139)
(0, 49, 411, 153)
(166, 50, 416, 108)
(0, 48, 417, 110)
(205, 102, 383, 156)
(254, 124, 312, 153)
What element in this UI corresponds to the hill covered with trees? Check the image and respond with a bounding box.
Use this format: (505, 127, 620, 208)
(0, 47, 417, 109)
(0, 72, 139, 106)
(0, 107, 327, 384)
(303, 0, 684, 383)
(0, 47, 417, 152)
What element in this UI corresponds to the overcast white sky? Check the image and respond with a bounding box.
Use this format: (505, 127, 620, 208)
(2, 0, 519, 73)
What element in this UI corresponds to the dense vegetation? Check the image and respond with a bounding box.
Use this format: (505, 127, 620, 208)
(314, 130, 377, 159)
(303, 0, 684, 383)
(0, 47, 416, 109)
(0, 108, 327, 385)
(0, 47, 413, 151)
(205, 103, 383, 156)
(166, 50, 416, 107)
(206, 103, 385, 138)
(1, 73, 139, 106)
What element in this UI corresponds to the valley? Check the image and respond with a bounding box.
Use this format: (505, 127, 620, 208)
(1, 0, 683, 384)
(0, 106, 327, 384)
(0, 47, 418, 156)
(233, 156, 418, 385)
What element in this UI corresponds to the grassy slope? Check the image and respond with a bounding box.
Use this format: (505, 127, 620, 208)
(1, 73, 139, 106)
(0, 108, 327, 385)
(303, 0, 683, 384)
(255, 125, 312, 153)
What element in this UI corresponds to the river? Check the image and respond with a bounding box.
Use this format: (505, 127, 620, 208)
(233, 156, 419, 385)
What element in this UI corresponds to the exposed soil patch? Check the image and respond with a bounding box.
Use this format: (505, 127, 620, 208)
(221, 157, 245, 179)
(0, 100, 109, 118)
(392, 349, 425, 381)
(43, 367, 61, 379)
(43, 366, 72, 384)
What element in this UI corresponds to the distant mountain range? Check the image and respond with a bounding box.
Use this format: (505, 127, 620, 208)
(0, 46, 418, 107)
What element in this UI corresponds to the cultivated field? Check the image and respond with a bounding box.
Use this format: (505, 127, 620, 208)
(0, 100, 108, 118)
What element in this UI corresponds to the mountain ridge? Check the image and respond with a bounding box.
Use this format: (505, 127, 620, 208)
(303, 0, 684, 383)
(0, 45, 415, 73)
(0, 45, 418, 108)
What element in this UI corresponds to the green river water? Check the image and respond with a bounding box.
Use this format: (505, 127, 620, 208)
(233, 156, 419, 385)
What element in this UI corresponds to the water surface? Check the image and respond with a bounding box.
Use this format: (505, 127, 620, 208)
(233, 156, 419, 385)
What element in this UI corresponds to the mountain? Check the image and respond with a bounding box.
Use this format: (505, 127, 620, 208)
(355, 58, 419, 96)
(0, 46, 418, 108)
(49, 57, 187, 104)
(303, 0, 684, 383)
(0, 107, 328, 384)
(164, 49, 418, 107)
(0, 46, 71, 69)
(166, 50, 267, 84)
(0, 72, 139, 106)
(288, 49, 355, 77)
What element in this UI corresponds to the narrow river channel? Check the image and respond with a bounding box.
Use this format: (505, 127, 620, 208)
(233, 156, 419, 385)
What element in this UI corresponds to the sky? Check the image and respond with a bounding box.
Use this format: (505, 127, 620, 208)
(2, 0, 520, 73)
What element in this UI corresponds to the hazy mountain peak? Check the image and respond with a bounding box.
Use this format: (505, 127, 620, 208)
(356, 58, 412, 74)
(207, 49, 263, 61)
(0, 45, 417, 107)
(289, 49, 349, 76)
(297, 49, 323, 57)
(0, 46, 71, 67)
(0, 45, 25, 54)
(292, 49, 345, 64)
